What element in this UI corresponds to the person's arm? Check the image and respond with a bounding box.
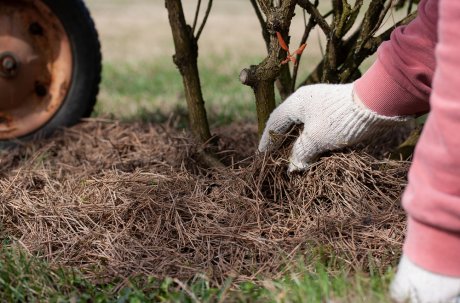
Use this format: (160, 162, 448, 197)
(390, 1, 460, 301)
(259, 0, 460, 300)
(354, 0, 437, 117)
(402, 0, 460, 274)
(259, 0, 438, 170)
(400, 0, 460, 283)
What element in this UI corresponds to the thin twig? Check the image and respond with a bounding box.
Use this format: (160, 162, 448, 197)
(251, 0, 267, 29)
(291, 9, 320, 91)
(352, 0, 387, 56)
(297, 0, 331, 35)
(315, 9, 333, 61)
(371, 11, 417, 47)
(317, 29, 325, 58)
(192, 0, 202, 34)
(256, 0, 271, 15)
(323, 9, 333, 19)
(338, 11, 417, 83)
(407, 0, 414, 15)
(351, 0, 364, 16)
(302, 6, 307, 25)
(250, 0, 270, 49)
(341, 0, 364, 36)
(291, 23, 315, 91)
(371, 0, 394, 36)
(196, 0, 213, 40)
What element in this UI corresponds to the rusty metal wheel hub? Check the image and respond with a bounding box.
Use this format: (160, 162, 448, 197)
(0, 0, 73, 139)
(0, 51, 20, 78)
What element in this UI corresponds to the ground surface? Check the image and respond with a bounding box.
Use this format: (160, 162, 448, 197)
(1, 119, 408, 286)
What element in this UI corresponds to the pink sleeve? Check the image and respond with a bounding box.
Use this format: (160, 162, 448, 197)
(402, 0, 460, 276)
(356, 0, 460, 276)
(354, 0, 437, 117)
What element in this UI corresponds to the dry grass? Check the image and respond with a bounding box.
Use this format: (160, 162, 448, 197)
(0, 119, 409, 286)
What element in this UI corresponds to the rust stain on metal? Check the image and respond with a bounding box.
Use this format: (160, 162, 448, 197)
(0, 112, 17, 134)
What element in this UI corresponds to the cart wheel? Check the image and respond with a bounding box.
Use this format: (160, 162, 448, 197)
(0, 0, 101, 144)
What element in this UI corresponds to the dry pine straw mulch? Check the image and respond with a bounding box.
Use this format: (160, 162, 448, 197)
(0, 119, 410, 285)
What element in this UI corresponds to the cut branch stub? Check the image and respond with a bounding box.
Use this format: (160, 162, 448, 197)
(239, 66, 257, 87)
(240, 60, 279, 136)
(240, 68, 276, 135)
(242, 0, 297, 136)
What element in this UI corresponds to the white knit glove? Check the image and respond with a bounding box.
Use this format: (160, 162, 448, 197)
(258, 83, 410, 172)
(391, 255, 460, 303)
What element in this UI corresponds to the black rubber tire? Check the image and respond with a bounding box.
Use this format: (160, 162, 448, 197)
(1, 0, 101, 145)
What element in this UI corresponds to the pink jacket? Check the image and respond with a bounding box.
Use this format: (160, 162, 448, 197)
(355, 0, 460, 276)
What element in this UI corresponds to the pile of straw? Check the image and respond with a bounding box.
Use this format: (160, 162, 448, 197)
(0, 119, 410, 284)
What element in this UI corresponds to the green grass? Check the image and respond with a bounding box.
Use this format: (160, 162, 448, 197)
(0, 245, 394, 302)
(94, 52, 321, 128)
(95, 56, 260, 127)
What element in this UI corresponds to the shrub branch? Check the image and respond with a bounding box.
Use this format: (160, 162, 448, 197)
(240, 0, 297, 136)
(165, 0, 212, 143)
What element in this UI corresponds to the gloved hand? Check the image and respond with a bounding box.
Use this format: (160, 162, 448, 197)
(258, 83, 410, 172)
(391, 255, 460, 303)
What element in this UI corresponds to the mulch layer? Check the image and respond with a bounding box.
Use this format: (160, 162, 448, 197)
(0, 119, 410, 285)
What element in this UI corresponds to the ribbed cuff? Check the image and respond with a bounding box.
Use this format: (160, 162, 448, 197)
(355, 60, 429, 117)
(404, 217, 460, 277)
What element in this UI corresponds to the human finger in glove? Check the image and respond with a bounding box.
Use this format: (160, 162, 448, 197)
(258, 83, 409, 172)
(260, 0, 460, 302)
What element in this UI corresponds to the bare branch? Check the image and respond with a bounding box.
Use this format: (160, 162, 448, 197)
(333, 0, 352, 38)
(338, 11, 417, 83)
(298, 29, 361, 87)
(341, 0, 363, 36)
(192, 0, 202, 34)
(256, 0, 271, 15)
(297, 0, 331, 35)
(371, 0, 394, 35)
(352, 0, 386, 55)
(242, 0, 297, 134)
(291, 21, 315, 91)
(196, 0, 213, 40)
(165, 0, 212, 142)
(302, 6, 307, 25)
(292, 4, 323, 91)
(351, 0, 364, 15)
(323, 9, 333, 19)
(250, 0, 270, 50)
(371, 11, 417, 47)
(407, 0, 415, 15)
(251, 0, 267, 30)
